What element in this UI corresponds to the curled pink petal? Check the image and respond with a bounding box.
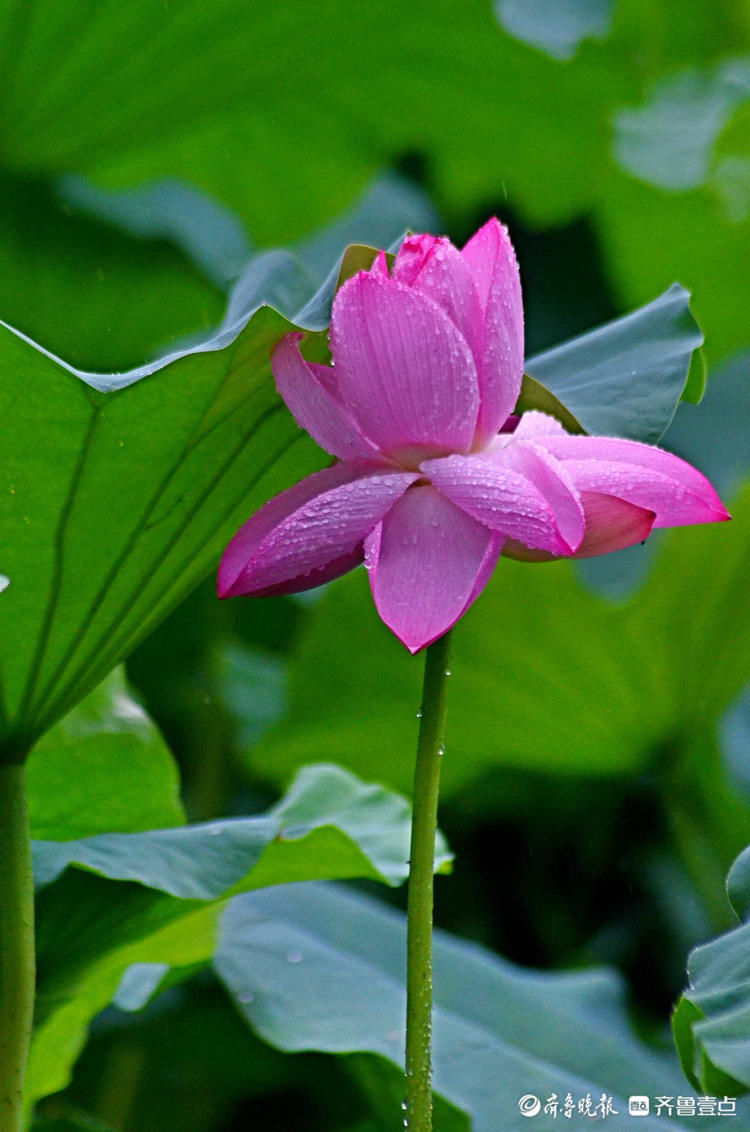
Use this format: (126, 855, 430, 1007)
(271, 334, 378, 461)
(330, 271, 480, 458)
(393, 234, 484, 362)
(461, 217, 524, 446)
(502, 493, 656, 562)
(574, 492, 656, 557)
(365, 485, 502, 653)
(490, 442, 584, 551)
(218, 464, 418, 599)
(536, 435, 730, 528)
(422, 453, 579, 555)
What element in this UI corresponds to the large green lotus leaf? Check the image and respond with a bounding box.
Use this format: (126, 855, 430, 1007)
(0, 242, 346, 760)
(28, 763, 432, 1107)
(672, 844, 750, 1095)
(250, 488, 750, 799)
(32, 762, 450, 893)
(26, 667, 184, 839)
(216, 883, 748, 1130)
(524, 283, 704, 442)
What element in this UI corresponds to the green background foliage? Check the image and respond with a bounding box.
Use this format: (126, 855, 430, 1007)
(1, 0, 749, 1127)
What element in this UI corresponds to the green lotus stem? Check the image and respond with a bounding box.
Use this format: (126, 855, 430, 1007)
(0, 763, 35, 1132)
(405, 630, 452, 1132)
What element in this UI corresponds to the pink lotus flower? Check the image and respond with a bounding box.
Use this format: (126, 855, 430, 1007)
(218, 220, 729, 653)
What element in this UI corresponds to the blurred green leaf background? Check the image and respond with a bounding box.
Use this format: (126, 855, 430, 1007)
(2, 0, 749, 1127)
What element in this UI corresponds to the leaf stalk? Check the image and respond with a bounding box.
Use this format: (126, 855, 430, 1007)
(0, 763, 35, 1131)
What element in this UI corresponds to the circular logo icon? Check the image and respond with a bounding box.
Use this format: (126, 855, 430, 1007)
(518, 1094, 542, 1118)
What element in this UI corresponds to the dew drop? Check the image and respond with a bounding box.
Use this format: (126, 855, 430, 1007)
(287, 950, 304, 964)
(416, 709, 423, 719)
(239, 991, 255, 1004)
